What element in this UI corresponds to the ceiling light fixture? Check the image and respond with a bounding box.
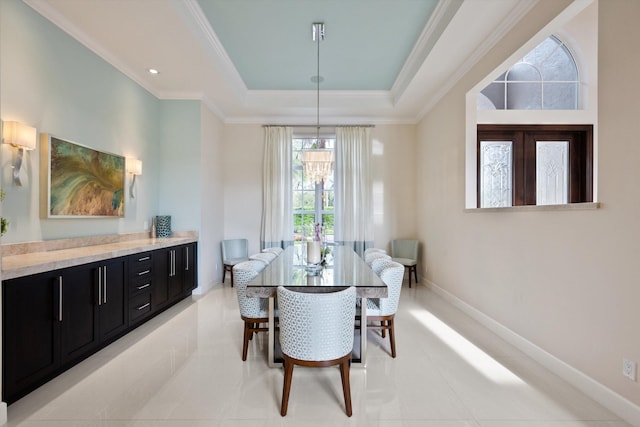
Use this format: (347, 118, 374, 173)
(147, 68, 159, 75)
(302, 22, 333, 185)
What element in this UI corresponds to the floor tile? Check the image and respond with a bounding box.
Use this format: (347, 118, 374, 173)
(4, 283, 632, 427)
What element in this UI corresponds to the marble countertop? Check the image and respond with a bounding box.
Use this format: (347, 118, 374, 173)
(2, 233, 198, 280)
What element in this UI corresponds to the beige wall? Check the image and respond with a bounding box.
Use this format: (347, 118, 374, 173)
(222, 124, 417, 257)
(198, 105, 225, 292)
(370, 125, 418, 251)
(223, 124, 264, 256)
(418, 0, 640, 414)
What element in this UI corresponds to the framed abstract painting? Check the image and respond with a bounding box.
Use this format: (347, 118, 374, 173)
(41, 134, 125, 218)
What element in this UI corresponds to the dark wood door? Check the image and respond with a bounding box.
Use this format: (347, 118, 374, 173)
(3, 272, 61, 404)
(60, 263, 99, 365)
(98, 258, 128, 342)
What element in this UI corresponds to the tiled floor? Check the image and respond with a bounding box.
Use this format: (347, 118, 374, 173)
(5, 282, 632, 426)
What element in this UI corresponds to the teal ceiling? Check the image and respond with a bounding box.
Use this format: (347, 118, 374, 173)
(197, 0, 439, 91)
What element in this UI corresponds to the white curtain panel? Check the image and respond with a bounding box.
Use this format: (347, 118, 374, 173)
(334, 126, 373, 255)
(261, 126, 293, 249)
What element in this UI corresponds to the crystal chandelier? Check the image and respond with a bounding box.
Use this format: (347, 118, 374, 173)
(302, 22, 333, 184)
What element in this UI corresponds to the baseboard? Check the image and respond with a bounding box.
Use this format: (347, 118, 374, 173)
(0, 402, 6, 425)
(191, 279, 216, 296)
(424, 279, 640, 427)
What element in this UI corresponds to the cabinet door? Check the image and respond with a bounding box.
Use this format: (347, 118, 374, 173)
(3, 273, 61, 404)
(182, 243, 197, 294)
(60, 263, 99, 365)
(168, 248, 184, 300)
(152, 248, 170, 309)
(98, 258, 128, 342)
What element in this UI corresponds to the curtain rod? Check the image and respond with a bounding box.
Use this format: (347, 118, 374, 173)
(262, 124, 375, 128)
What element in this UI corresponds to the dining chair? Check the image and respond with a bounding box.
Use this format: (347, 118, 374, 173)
(364, 258, 404, 358)
(249, 252, 277, 265)
(221, 238, 249, 287)
(390, 239, 419, 287)
(262, 247, 283, 256)
(233, 260, 270, 361)
(364, 251, 390, 266)
(364, 247, 386, 256)
(277, 286, 356, 417)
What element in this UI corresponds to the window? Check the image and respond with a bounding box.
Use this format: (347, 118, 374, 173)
(477, 125, 592, 207)
(292, 137, 335, 243)
(478, 35, 580, 110)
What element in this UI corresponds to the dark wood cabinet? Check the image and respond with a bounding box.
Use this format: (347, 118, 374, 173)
(152, 243, 198, 311)
(97, 258, 128, 342)
(183, 243, 197, 294)
(2, 272, 61, 404)
(129, 252, 153, 326)
(2, 241, 197, 404)
(59, 263, 99, 365)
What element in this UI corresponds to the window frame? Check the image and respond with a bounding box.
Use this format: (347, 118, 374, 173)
(477, 124, 593, 207)
(292, 136, 335, 243)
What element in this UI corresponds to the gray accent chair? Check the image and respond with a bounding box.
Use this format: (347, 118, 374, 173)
(221, 238, 249, 287)
(390, 239, 419, 287)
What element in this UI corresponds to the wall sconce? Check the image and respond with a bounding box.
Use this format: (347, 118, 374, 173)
(2, 121, 37, 186)
(126, 158, 142, 198)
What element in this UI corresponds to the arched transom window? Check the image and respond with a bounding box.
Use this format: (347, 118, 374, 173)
(478, 35, 579, 110)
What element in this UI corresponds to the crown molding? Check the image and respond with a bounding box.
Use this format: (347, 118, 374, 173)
(391, 0, 464, 103)
(22, 0, 162, 100)
(172, 0, 248, 98)
(416, 0, 539, 121)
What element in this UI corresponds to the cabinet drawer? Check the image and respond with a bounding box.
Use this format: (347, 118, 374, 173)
(129, 276, 152, 295)
(129, 252, 153, 275)
(129, 292, 152, 323)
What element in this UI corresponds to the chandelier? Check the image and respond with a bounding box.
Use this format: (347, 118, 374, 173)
(302, 22, 333, 184)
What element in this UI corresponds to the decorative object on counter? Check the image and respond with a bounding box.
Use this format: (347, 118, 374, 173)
(2, 121, 37, 187)
(41, 134, 125, 218)
(126, 158, 142, 199)
(155, 215, 171, 238)
(0, 188, 7, 236)
(150, 216, 156, 238)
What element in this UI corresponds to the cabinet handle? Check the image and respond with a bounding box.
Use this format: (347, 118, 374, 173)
(186, 247, 189, 271)
(138, 269, 150, 276)
(103, 265, 107, 304)
(98, 266, 102, 306)
(138, 256, 150, 262)
(137, 283, 151, 290)
(58, 276, 63, 322)
(170, 250, 175, 277)
(137, 302, 150, 311)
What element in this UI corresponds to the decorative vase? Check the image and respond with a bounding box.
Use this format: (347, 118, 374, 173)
(155, 215, 172, 238)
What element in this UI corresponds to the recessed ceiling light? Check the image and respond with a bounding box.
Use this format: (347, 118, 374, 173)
(147, 68, 160, 75)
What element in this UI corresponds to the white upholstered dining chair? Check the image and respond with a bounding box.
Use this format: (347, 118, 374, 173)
(277, 286, 356, 417)
(249, 252, 277, 265)
(233, 260, 269, 361)
(364, 251, 391, 266)
(262, 247, 284, 255)
(364, 258, 404, 358)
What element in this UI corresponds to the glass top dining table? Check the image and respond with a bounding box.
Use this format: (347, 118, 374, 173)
(246, 244, 387, 367)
